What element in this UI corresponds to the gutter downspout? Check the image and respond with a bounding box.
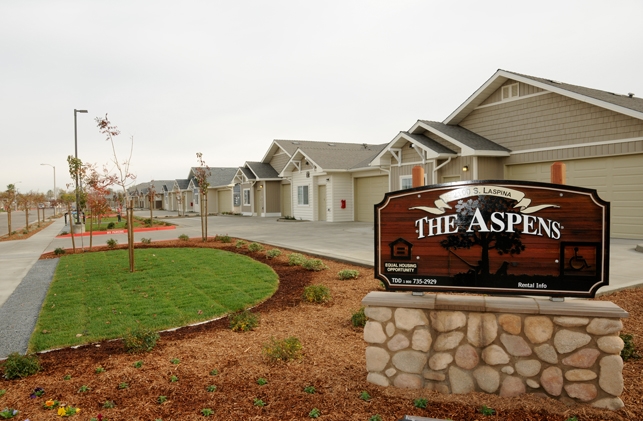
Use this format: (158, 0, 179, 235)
(432, 157, 452, 184)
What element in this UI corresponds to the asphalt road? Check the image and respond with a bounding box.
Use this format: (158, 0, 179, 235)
(0, 208, 56, 236)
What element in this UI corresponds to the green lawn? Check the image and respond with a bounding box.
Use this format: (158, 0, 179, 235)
(29, 248, 279, 352)
(84, 216, 172, 232)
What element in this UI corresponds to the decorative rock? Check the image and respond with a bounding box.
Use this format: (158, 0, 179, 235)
(425, 382, 450, 394)
(498, 314, 522, 335)
(430, 311, 466, 332)
(540, 366, 563, 396)
(597, 336, 625, 354)
(467, 313, 497, 347)
(395, 308, 429, 331)
(515, 360, 541, 377)
(473, 366, 500, 393)
(482, 345, 510, 365)
(365, 346, 390, 372)
(386, 322, 396, 337)
(364, 321, 387, 344)
(526, 379, 540, 388)
(434, 331, 464, 351)
(429, 353, 454, 371)
(387, 333, 410, 351)
(385, 368, 397, 377)
(499, 376, 525, 397)
(565, 369, 597, 381)
(500, 333, 532, 356)
(553, 316, 589, 327)
(587, 318, 623, 335)
(565, 383, 597, 402)
(364, 307, 392, 322)
(501, 366, 514, 375)
(561, 348, 600, 368)
(554, 330, 591, 354)
(454, 344, 479, 370)
(534, 344, 558, 364)
(524, 316, 553, 344)
(393, 373, 423, 389)
(367, 372, 389, 386)
(592, 397, 625, 410)
(423, 369, 446, 381)
(412, 328, 432, 352)
(448, 366, 475, 394)
(392, 350, 428, 374)
(599, 355, 624, 396)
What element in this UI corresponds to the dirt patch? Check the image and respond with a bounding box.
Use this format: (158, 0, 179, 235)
(0, 238, 639, 420)
(0, 219, 54, 242)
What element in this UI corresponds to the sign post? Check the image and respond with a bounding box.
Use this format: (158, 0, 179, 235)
(375, 180, 610, 298)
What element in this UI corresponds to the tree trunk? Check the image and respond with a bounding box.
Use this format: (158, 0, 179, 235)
(89, 207, 94, 250)
(24, 207, 29, 232)
(127, 200, 135, 272)
(68, 204, 76, 252)
(149, 193, 153, 225)
(7, 209, 11, 236)
(204, 193, 208, 240)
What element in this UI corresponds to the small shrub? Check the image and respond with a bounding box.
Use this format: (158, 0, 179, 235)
(206, 385, 216, 392)
(338, 269, 359, 280)
(2, 352, 40, 380)
(209, 369, 219, 376)
(351, 307, 367, 327)
(216, 234, 231, 243)
(106, 238, 118, 249)
(266, 249, 281, 259)
(479, 405, 495, 416)
(359, 391, 371, 401)
(369, 415, 382, 421)
(235, 240, 246, 248)
(178, 234, 190, 241)
(170, 357, 180, 364)
(256, 377, 268, 385)
(248, 242, 264, 252)
(0, 408, 18, 418)
(229, 310, 260, 332)
(54, 247, 66, 255)
(253, 398, 265, 407)
(123, 327, 160, 353)
(262, 336, 303, 362)
(621, 333, 641, 361)
(170, 375, 179, 383)
(301, 259, 328, 271)
(288, 253, 306, 266)
(95, 366, 105, 373)
(157, 395, 167, 404)
(107, 222, 115, 229)
(302, 284, 331, 304)
(63, 374, 71, 380)
(309, 408, 321, 418)
(143, 218, 152, 227)
(202, 408, 214, 416)
(118, 382, 129, 389)
(141, 237, 152, 244)
(133, 360, 143, 368)
(303, 385, 315, 394)
(0, 389, 5, 398)
(78, 385, 90, 393)
(413, 397, 428, 408)
(564, 417, 579, 421)
(103, 400, 115, 409)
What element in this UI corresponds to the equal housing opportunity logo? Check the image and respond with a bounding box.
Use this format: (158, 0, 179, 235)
(374, 180, 610, 298)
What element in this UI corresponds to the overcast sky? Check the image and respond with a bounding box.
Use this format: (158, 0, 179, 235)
(2, 0, 642, 194)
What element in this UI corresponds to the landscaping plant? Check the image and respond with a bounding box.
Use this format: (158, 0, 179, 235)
(248, 242, 264, 252)
(123, 327, 160, 353)
(351, 307, 367, 327)
(303, 284, 331, 304)
(106, 238, 118, 249)
(301, 258, 328, 271)
(229, 309, 260, 332)
(338, 269, 359, 280)
(266, 249, 281, 259)
(1, 352, 40, 380)
(262, 336, 303, 362)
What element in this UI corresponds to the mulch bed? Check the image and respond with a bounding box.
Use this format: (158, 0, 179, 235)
(0, 238, 640, 420)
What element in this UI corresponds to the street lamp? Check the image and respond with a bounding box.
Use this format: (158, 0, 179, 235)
(40, 163, 56, 215)
(74, 109, 88, 225)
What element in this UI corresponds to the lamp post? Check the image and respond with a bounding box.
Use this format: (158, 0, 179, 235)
(74, 109, 88, 225)
(40, 163, 56, 215)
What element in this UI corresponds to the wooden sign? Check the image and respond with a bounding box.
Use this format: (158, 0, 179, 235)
(374, 180, 610, 298)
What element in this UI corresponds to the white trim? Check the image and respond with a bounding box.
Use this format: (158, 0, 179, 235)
(297, 185, 309, 206)
(242, 188, 251, 206)
(511, 136, 643, 155)
(399, 175, 413, 190)
(472, 156, 479, 180)
(475, 91, 550, 110)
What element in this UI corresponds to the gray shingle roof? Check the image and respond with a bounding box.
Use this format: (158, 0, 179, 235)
(418, 121, 510, 152)
(402, 132, 457, 154)
(239, 167, 255, 181)
(277, 140, 388, 170)
(246, 162, 280, 179)
(205, 168, 238, 188)
(175, 179, 190, 190)
(504, 70, 643, 114)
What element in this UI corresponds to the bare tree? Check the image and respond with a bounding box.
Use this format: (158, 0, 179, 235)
(96, 114, 136, 272)
(0, 184, 17, 236)
(193, 153, 212, 241)
(148, 181, 156, 225)
(60, 189, 77, 252)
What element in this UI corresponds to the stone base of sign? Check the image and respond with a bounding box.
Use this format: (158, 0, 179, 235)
(361, 292, 629, 410)
(71, 223, 85, 234)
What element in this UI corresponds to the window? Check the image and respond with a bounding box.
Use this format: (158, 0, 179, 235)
(400, 175, 413, 190)
(501, 83, 519, 100)
(297, 185, 309, 205)
(193, 189, 199, 205)
(243, 189, 250, 206)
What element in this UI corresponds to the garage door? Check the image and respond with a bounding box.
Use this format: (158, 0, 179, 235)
(506, 154, 643, 239)
(355, 175, 389, 222)
(281, 184, 292, 217)
(218, 190, 232, 214)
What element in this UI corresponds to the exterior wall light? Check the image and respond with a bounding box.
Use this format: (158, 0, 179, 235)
(462, 165, 469, 172)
